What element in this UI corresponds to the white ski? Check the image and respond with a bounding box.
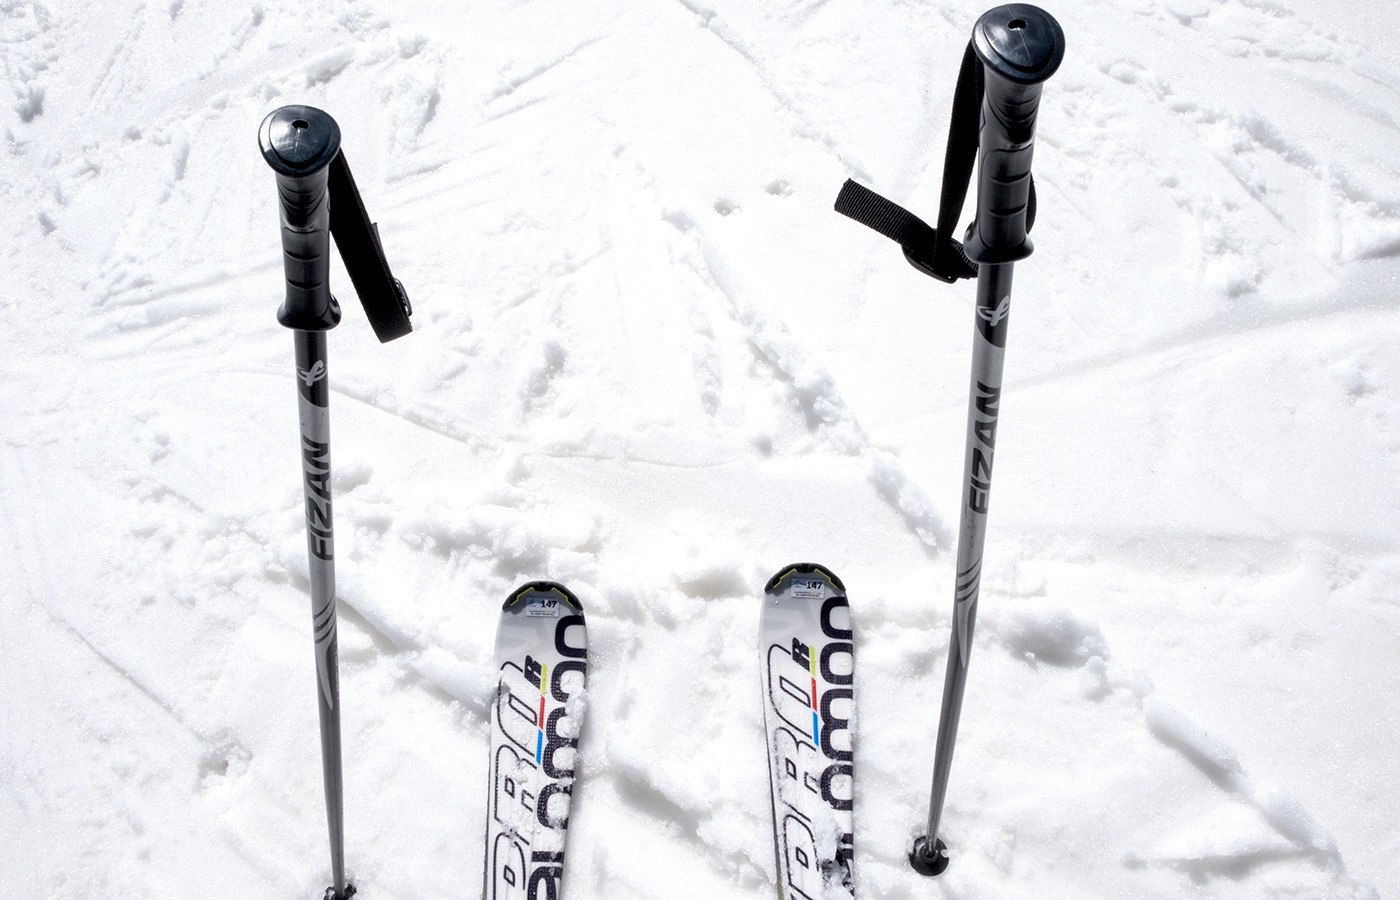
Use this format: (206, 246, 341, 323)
(760, 564, 855, 899)
(485, 582, 588, 900)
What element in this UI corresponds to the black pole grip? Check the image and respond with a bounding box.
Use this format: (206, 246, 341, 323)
(260, 106, 343, 331)
(962, 5, 1065, 265)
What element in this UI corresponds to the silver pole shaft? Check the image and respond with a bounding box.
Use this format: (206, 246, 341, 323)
(294, 329, 346, 895)
(925, 262, 1013, 842)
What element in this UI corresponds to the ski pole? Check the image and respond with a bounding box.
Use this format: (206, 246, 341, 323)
(910, 6, 1064, 876)
(830, 3, 1064, 878)
(258, 105, 413, 900)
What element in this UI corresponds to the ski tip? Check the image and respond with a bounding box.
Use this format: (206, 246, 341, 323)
(503, 580, 584, 613)
(764, 563, 846, 595)
(909, 835, 950, 877)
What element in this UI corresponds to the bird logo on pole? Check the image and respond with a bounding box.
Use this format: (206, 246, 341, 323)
(298, 361, 327, 387)
(978, 296, 1010, 328)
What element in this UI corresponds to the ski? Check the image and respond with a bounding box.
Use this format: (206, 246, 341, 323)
(760, 564, 856, 899)
(485, 582, 589, 900)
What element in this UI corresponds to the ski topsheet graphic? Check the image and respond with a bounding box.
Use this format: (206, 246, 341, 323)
(486, 582, 588, 900)
(761, 564, 855, 899)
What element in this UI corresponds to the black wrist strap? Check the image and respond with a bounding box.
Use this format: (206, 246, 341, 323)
(328, 151, 413, 342)
(834, 41, 1035, 284)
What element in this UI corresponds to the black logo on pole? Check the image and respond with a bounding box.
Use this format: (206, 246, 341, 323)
(976, 294, 1010, 347)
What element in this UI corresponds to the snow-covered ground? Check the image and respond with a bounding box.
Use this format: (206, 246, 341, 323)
(2, 0, 1398, 897)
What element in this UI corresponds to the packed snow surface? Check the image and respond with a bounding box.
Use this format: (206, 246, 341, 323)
(2, 0, 1398, 897)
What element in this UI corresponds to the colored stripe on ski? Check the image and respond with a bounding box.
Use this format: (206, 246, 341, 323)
(485, 582, 588, 900)
(761, 563, 855, 899)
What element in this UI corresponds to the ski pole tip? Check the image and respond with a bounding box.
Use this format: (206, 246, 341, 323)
(909, 835, 950, 877)
(323, 883, 357, 900)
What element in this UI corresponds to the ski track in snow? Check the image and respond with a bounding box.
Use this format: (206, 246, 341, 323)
(1, 0, 1398, 897)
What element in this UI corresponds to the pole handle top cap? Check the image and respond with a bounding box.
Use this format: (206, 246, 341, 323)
(973, 4, 1065, 85)
(259, 105, 341, 177)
